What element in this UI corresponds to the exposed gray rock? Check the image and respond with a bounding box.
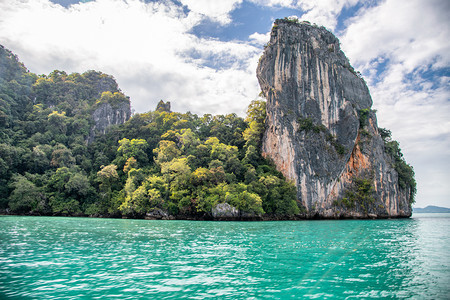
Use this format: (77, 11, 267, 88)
(212, 203, 239, 219)
(156, 100, 171, 112)
(145, 208, 170, 220)
(88, 101, 131, 143)
(257, 19, 412, 218)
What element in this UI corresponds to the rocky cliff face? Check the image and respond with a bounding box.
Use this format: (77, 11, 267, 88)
(257, 19, 412, 218)
(87, 77, 131, 142)
(91, 102, 130, 133)
(88, 101, 131, 143)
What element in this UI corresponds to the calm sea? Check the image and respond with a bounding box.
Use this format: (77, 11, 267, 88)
(0, 214, 449, 299)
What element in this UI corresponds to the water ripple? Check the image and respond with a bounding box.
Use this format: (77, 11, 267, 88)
(0, 215, 449, 299)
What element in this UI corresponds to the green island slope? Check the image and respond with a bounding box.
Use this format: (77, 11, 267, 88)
(0, 42, 415, 220)
(0, 45, 300, 220)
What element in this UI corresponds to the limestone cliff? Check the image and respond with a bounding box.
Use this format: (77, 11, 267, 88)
(88, 93, 131, 143)
(257, 19, 413, 218)
(91, 102, 130, 133)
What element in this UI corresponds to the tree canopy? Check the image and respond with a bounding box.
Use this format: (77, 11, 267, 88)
(0, 45, 301, 219)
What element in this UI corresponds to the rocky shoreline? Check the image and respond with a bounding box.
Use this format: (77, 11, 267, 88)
(0, 209, 411, 221)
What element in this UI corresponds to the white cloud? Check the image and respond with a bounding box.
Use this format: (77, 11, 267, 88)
(251, 0, 359, 30)
(340, 0, 450, 207)
(178, 0, 243, 25)
(341, 0, 450, 69)
(250, 0, 293, 7)
(0, 0, 262, 116)
(249, 32, 270, 45)
(296, 0, 360, 30)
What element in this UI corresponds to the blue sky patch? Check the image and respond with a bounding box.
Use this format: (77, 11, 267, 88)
(404, 65, 450, 91)
(190, 2, 304, 42)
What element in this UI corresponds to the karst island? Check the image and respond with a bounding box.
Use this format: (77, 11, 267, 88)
(0, 18, 416, 220)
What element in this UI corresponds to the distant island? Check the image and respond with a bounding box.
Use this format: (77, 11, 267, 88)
(413, 206, 450, 213)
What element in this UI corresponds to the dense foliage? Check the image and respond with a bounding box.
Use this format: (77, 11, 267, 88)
(334, 177, 375, 211)
(0, 45, 300, 219)
(379, 127, 417, 203)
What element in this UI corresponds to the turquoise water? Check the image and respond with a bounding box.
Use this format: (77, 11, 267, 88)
(0, 214, 449, 299)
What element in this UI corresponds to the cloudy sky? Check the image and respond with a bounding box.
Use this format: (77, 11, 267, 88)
(0, 0, 449, 208)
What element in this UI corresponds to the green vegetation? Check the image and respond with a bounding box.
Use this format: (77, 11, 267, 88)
(96, 91, 129, 109)
(298, 117, 315, 132)
(297, 116, 345, 155)
(326, 134, 346, 155)
(343, 63, 357, 75)
(334, 177, 375, 211)
(0, 45, 301, 219)
(358, 108, 371, 127)
(379, 128, 416, 203)
(283, 17, 299, 24)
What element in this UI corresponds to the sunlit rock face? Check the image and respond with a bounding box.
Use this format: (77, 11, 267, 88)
(257, 19, 411, 218)
(87, 77, 131, 143)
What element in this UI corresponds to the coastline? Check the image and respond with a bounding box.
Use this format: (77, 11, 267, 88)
(0, 210, 412, 221)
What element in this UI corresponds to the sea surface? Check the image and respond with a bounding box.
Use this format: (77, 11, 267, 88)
(0, 214, 449, 299)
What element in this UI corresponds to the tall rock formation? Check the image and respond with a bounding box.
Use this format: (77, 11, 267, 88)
(85, 73, 131, 142)
(257, 19, 414, 218)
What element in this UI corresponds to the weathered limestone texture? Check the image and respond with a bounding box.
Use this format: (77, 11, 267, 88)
(91, 102, 131, 136)
(257, 19, 412, 218)
(212, 203, 239, 219)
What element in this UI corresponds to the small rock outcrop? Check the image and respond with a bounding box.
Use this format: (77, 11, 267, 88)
(88, 92, 131, 142)
(212, 203, 239, 219)
(145, 208, 171, 220)
(257, 19, 414, 218)
(91, 102, 130, 134)
(156, 100, 171, 112)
